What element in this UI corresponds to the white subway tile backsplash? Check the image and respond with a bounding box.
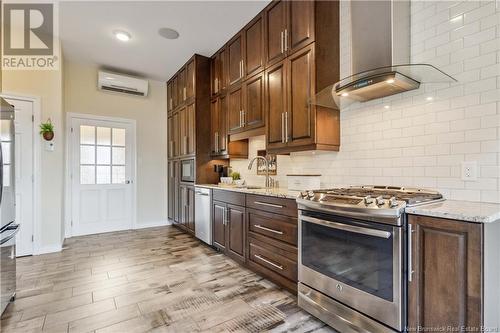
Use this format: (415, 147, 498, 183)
(230, 1, 500, 203)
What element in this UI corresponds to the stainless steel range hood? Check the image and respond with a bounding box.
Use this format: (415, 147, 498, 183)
(313, 0, 457, 109)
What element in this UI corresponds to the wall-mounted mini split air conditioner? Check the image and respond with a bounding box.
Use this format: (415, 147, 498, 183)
(97, 71, 149, 97)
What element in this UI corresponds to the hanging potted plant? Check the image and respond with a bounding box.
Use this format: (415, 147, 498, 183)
(40, 119, 55, 141)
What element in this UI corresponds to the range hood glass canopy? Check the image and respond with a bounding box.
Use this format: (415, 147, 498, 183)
(312, 63, 457, 109)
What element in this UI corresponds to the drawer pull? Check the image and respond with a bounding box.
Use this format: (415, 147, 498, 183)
(254, 201, 284, 209)
(254, 224, 283, 235)
(254, 254, 283, 270)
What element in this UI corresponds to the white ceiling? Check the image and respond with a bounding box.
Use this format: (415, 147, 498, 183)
(60, 1, 270, 81)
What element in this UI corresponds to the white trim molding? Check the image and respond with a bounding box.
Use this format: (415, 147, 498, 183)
(0, 93, 42, 256)
(34, 243, 63, 255)
(134, 220, 171, 230)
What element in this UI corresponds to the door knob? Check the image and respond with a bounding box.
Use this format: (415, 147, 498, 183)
(125, 180, 132, 184)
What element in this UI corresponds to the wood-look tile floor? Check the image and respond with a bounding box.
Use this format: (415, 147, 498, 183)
(1, 226, 335, 333)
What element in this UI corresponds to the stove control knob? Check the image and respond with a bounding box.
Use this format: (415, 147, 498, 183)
(307, 191, 315, 199)
(375, 196, 385, 206)
(364, 196, 374, 205)
(300, 191, 308, 199)
(389, 197, 398, 208)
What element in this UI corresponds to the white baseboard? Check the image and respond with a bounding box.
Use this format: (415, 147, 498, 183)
(34, 243, 63, 255)
(134, 220, 171, 230)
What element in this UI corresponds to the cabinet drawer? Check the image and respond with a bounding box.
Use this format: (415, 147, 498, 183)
(246, 194, 297, 217)
(248, 209, 297, 245)
(213, 189, 245, 206)
(248, 237, 297, 282)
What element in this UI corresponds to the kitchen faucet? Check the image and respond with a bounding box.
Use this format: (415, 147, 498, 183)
(247, 156, 273, 188)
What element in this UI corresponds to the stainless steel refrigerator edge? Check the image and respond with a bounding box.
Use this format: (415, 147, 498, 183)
(194, 187, 212, 245)
(0, 97, 19, 315)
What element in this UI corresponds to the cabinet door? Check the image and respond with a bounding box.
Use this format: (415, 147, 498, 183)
(219, 48, 227, 92)
(265, 0, 287, 67)
(177, 67, 186, 104)
(228, 85, 244, 134)
(186, 102, 195, 155)
(210, 98, 220, 154)
(227, 33, 244, 86)
(167, 115, 174, 158)
(172, 76, 178, 109)
(287, 44, 315, 147)
(408, 215, 482, 331)
(178, 106, 187, 156)
(226, 204, 246, 263)
(219, 94, 228, 152)
(186, 59, 195, 100)
(167, 81, 173, 112)
(167, 162, 174, 220)
(173, 111, 180, 157)
(180, 185, 188, 228)
(173, 161, 180, 223)
(287, 0, 315, 54)
(244, 14, 264, 78)
(213, 201, 226, 251)
(211, 56, 218, 96)
(244, 72, 265, 131)
(265, 61, 287, 149)
(186, 186, 195, 232)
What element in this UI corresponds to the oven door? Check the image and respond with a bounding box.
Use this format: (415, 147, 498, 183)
(299, 210, 404, 331)
(180, 159, 194, 182)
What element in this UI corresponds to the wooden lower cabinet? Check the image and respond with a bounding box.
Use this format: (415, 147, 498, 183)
(408, 215, 483, 332)
(178, 184, 195, 234)
(211, 196, 246, 264)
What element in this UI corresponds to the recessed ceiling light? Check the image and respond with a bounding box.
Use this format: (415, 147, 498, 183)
(384, 105, 390, 109)
(158, 27, 179, 40)
(426, 96, 434, 101)
(114, 30, 131, 42)
(386, 79, 395, 84)
(341, 92, 349, 97)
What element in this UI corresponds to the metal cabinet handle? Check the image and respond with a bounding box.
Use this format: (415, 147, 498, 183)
(242, 110, 245, 127)
(254, 201, 283, 209)
(254, 254, 283, 270)
(169, 98, 173, 109)
(183, 87, 187, 100)
(284, 29, 288, 52)
(281, 113, 285, 143)
(408, 223, 415, 282)
(240, 110, 243, 128)
(254, 224, 283, 235)
(284, 111, 289, 143)
(280, 31, 284, 54)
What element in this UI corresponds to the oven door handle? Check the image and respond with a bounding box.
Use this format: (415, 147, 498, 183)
(300, 215, 391, 239)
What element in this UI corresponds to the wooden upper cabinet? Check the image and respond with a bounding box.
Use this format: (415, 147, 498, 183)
(228, 85, 244, 134)
(167, 81, 173, 112)
(177, 67, 186, 104)
(186, 59, 195, 100)
(227, 33, 244, 87)
(265, 60, 287, 150)
(264, 0, 287, 67)
(408, 215, 483, 332)
(210, 98, 220, 154)
(167, 115, 174, 158)
(178, 106, 187, 156)
(172, 111, 180, 157)
(171, 75, 178, 109)
(244, 14, 265, 78)
(186, 102, 195, 155)
(287, 43, 315, 147)
(287, 0, 315, 54)
(211, 48, 227, 96)
(243, 72, 265, 131)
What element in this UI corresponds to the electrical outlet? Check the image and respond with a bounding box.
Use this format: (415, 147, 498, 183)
(461, 161, 477, 181)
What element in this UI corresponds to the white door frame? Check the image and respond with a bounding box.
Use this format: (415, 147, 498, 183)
(65, 112, 137, 238)
(0, 93, 42, 255)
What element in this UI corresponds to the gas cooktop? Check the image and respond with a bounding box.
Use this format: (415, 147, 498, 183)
(297, 185, 444, 221)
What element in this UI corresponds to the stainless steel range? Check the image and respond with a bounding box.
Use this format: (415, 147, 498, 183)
(297, 186, 443, 333)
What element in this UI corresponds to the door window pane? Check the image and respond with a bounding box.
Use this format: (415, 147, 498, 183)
(80, 166, 95, 184)
(96, 166, 111, 184)
(97, 146, 111, 165)
(97, 127, 111, 145)
(1, 142, 11, 164)
(112, 166, 125, 184)
(112, 147, 125, 165)
(80, 146, 95, 165)
(0, 121, 12, 141)
(112, 128, 126, 146)
(2, 166, 10, 187)
(80, 126, 95, 144)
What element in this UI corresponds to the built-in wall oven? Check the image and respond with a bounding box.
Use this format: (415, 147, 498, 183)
(180, 159, 194, 182)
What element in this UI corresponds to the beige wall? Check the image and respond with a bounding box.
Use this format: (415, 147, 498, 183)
(2, 67, 65, 251)
(64, 60, 168, 228)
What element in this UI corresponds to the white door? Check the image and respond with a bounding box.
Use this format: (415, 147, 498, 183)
(3, 98, 34, 256)
(71, 117, 135, 236)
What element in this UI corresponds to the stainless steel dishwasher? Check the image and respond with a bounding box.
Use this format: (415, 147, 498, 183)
(194, 187, 212, 245)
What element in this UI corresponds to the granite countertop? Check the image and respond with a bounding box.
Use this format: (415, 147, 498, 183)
(195, 184, 301, 200)
(405, 200, 500, 223)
